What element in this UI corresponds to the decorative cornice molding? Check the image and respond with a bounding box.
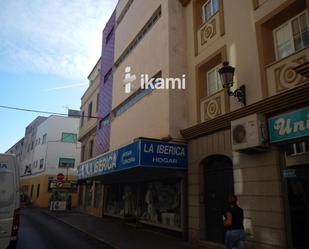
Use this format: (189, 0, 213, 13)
(181, 82, 309, 140)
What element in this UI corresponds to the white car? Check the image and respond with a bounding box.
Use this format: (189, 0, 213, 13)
(0, 154, 20, 249)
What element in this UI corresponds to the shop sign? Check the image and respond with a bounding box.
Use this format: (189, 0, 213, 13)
(77, 139, 188, 180)
(48, 180, 78, 192)
(77, 141, 140, 179)
(140, 140, 187, 169)
(268, 107, 309, 143)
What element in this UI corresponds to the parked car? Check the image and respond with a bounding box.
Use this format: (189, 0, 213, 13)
(0, 154, 20, 249)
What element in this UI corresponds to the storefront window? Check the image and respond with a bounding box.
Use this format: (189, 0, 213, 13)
(78, 185, 84, 206)
(283, 140, 309, 248)
(140, 180, 181, 229)
(105, 185, 125, 217)
(104, 180, 181, 229)
(94, 184, 103, 208)
(85, 184, 93, 207)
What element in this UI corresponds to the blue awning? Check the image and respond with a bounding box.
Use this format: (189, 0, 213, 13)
(77, 139, 187, 180)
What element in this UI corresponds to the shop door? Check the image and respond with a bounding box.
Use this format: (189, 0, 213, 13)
(204, 155, 234, 244)
(283, 141, 309, 249)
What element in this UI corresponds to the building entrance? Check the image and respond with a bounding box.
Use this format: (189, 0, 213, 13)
(203, 155, 234, 244)
(283, 141, 309, 249)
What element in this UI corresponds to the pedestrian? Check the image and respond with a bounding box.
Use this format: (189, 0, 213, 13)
(223, 194, 245, 249)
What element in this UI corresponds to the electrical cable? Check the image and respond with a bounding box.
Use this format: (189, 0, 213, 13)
(0, 105, 102, 119)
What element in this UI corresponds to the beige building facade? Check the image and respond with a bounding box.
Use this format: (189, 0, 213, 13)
(110, 0, 188, 149)
(79, 58, 101, 163)
(180, 0, 309, 248)
(77, 0, 190, 236)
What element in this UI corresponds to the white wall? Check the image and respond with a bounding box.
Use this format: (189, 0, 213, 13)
(29, 115, 81, 177)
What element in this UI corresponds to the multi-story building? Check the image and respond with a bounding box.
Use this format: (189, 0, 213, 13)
(179, 0, 309, 248)
(77, 58, 101, 216)
(77, 0, 189, 236)
(79, 58, 101, 163)
(20, 116, 48, 176)
(77, 0, 309, 247)
(6, 137, 24, 164)
(10, 113, 81, 207)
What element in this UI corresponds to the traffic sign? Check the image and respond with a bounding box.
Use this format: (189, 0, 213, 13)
(57, 173, 65, 181)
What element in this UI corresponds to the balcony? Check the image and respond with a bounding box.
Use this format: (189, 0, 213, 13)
(266, 47, 309, 97)
(200, 89, 229, 122)
(197, 12, 220, 54)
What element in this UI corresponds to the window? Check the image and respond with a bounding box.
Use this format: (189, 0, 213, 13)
(99, 115, 110, 129)
(39, 159, 44, 169)
(31, 141, 34, 150)
(274, 11, 309, 60)
(81, 145, 86, 162)
(85, 184, 93, 207)
(37, 184, 40, 198)
(94, 184, 103, 208)
(115, 6, 161, 68)
(106, 27, 114, 44)
(42, 134, 47, 144)
(59, 158, 75, 168)
(96, 93, 99, 113)
(207, 64, 222, 96)
(88, 102, 93, 120)
(113, 72, 161, 117)
(89, 140, 94, 158)
(202, 0, 219, 23)
(80, 111, 85, 127)
(30, 184, 34, 197)
(104, 68, 112, 83)
(61, 133, 77, 143)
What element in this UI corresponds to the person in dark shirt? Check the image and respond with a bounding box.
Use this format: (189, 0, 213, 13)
(223, 194, 245, 249)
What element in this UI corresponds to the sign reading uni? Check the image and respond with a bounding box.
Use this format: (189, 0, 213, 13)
(77, 139, 188, 180)
(268, 107, 309, 143)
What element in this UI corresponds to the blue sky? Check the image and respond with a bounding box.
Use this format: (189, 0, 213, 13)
(0, 0, 118, 152)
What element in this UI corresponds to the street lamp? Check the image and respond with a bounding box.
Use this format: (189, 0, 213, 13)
(218, 61, 246, 106)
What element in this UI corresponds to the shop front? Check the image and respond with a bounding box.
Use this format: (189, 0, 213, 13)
(77, 138, 187, 236)
(268, 106, 309, 249)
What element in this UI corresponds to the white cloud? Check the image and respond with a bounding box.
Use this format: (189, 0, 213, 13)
(0, 0, 117, 80)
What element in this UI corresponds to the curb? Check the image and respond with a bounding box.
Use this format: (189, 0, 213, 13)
(41, 210, 121, 249)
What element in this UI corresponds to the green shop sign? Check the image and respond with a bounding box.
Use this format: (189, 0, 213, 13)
(268, 107, 309, 143)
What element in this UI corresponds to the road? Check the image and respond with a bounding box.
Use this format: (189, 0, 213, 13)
(16, 208, 113, 249)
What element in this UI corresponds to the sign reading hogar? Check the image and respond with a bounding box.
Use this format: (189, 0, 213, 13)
(140, 140, 187, 169)
(268, 107, 309, 143)
(77, 139, 188, 180)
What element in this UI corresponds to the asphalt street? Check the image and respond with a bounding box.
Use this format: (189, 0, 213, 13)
(16, 208, 113, 249)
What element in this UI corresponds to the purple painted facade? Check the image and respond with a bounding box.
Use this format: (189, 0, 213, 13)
(96, 11, 116, 155)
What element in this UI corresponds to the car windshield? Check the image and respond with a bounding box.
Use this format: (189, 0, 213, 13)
(0, 172, 14, 207)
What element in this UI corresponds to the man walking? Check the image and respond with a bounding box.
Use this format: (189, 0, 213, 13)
(223, 194, 245, 249)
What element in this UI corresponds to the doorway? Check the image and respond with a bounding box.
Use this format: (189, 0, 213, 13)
(203, 155, 234, 244)
(282, 140, 309, 249)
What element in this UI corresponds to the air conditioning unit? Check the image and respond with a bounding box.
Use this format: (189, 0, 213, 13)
(231, 114, 268, 152)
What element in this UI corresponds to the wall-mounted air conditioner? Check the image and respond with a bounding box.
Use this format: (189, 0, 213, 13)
(231, 113, 268, 151)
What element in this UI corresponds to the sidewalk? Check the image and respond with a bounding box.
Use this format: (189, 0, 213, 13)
(42, 210, 207, 249)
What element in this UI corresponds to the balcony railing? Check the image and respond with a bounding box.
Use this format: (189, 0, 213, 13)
(197, 12, 220, 54)
(266, 47, 309, 97)
(200, 89, 229, 122)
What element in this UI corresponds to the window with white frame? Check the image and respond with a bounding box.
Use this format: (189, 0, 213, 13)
(207, 64, 222, 96)
(202, 0, 219, 24)
(273, 11, 309, 60)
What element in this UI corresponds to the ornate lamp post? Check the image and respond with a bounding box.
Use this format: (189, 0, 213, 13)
(218, 61, 246, 106)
